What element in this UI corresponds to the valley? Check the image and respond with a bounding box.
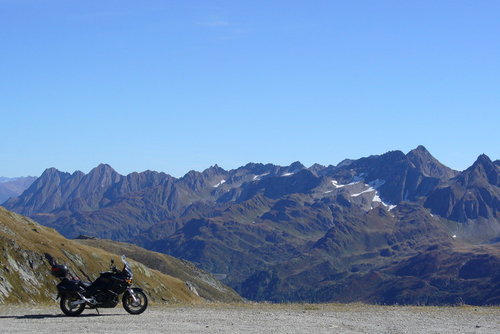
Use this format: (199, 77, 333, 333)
(2, 146, 499, 304)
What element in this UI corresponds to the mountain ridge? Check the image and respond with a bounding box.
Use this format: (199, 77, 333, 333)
(3, 146, 499, 304)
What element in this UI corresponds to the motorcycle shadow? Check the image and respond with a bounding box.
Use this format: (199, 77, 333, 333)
(0, 313, 126, 319)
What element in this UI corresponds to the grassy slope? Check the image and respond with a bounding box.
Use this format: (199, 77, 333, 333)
(75, 238, 242, 303)
(0, 207, 204, 304)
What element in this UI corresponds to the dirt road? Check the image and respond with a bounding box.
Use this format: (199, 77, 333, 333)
(0, 304, 498, 333)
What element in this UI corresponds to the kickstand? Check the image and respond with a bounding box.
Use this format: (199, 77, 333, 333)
(95, 308, 100, 315)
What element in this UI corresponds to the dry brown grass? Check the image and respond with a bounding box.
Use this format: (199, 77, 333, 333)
(0, 207, 204, 304)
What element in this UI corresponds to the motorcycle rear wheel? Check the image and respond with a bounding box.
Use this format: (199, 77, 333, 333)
(60, 295, 85, 316)
(122, 289, 148, 315)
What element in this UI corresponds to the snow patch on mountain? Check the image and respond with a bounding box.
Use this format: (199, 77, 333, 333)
(386, 204, 397, 211)
(331, 180, 345, 188)
(373, 195, 397, 211)
(351, 188, 376, 197)
(253, 173, 270, 181)
(213, 180, 226, 188)
(347, 180, 396, 211)
(331, 180, 361, 188)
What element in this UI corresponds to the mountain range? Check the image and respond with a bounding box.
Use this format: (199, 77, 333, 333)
(0, 176, 36, 203)
(2, 146, 499, 304)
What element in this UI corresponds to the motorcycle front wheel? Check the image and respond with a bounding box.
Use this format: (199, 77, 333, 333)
(122, 288, 148, 315)
(60, 295, 85, 316)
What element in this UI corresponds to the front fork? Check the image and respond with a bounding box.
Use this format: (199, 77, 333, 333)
(127, 287, 139, 304)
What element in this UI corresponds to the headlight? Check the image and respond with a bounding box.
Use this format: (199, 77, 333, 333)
(126, 279, 132, 284)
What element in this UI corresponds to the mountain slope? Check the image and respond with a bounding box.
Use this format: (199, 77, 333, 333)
(75, 237, 241, 302)
(425, 155, 500, 241)
(406, 145, 459, 179)
(0, 207, 238, 303)
(0, 176, 37, 203)
(239, 203, 500, 305)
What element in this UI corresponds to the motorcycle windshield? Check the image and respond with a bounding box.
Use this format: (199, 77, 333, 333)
(121, 255, 133, 278)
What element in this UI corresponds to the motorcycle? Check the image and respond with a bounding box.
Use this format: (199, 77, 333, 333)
(45, 253, 148, 316)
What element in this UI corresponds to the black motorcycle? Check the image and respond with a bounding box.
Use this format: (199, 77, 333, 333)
(45, 253, 148, 316)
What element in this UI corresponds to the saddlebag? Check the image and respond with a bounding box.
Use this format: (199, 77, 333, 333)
(57, 279, 86, 295)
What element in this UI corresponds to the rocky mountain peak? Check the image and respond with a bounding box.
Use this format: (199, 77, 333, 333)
(43, 167, 59, 174)
(309, 163, 325, 169)
(415, 144, 429, 152)
(239, 162, 278, 176)
(34, 168, 73, 187)
(72, 170, 85, 177)
(179, 170, 209, 191)
(84, 163, 121, 191)
(202, 164, 228, 177)
(407, 145, 458, 179)
(288, 161, 305, 172)
(308, 163, 326, 176)
(407, 145, 431, 158)
(424, 153, 499, 223)
(182, 170, 202, 179)
(381, 150, 407, 161)
(473, 154, 493, 167)
(89, 163, 117, 175)
(336, 159, 354, 168)
(464, 154, 498, 186)
(40, 167, 67, 178)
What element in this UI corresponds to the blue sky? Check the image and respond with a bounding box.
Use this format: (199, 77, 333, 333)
(1, 1, 499, 177)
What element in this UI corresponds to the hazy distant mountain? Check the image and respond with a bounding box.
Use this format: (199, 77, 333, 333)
(0, 176, 37, 203)
(3, 146, 499, 305)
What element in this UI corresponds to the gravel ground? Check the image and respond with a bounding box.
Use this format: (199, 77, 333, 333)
(0, 303, 499, 334)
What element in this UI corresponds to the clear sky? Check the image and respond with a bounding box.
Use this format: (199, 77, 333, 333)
(1, 1, 499, 177)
